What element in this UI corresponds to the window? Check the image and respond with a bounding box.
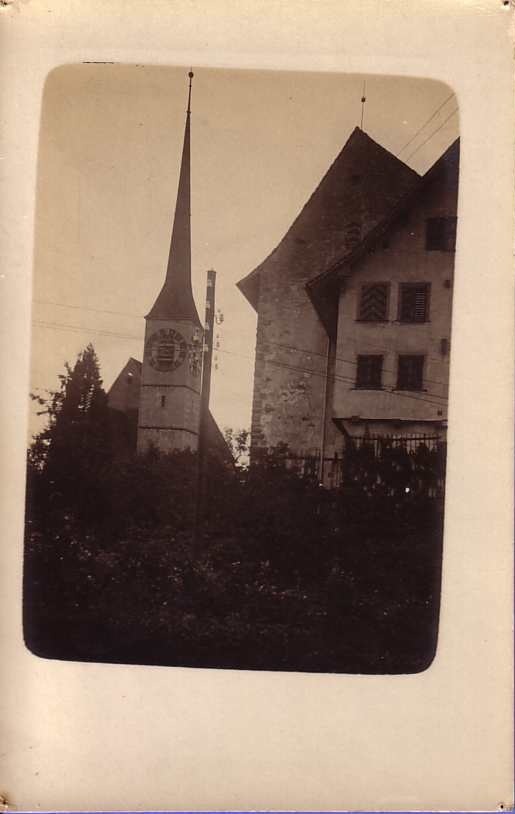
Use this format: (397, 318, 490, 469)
(160, 395, 166, 408)
(425, 217, 457, 251)
(397, 355, 424, 391)
(356, 355, 383, 389)
(399, 283, 430, 323)
(358, 283, 389, 321)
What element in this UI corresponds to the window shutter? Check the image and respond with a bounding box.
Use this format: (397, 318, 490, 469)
(359, 284, 389, 321)
(399, 283, 430, 322)
(414, 289, 427, 321)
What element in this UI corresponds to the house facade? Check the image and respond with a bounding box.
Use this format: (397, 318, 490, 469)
(238, 128, 459, 468)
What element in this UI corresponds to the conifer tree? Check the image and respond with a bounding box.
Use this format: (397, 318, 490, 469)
(28, 344, 112, 524)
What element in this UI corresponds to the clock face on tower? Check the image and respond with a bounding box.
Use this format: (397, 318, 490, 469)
(146, 328, 188, 372)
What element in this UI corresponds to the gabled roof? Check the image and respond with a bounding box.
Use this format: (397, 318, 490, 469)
(127, 357, 142, 371)
(107, 357, 142, 413)
(237, 127, 420, 310)
(306, 137, 460, 333)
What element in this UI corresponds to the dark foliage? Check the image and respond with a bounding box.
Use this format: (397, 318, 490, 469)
(341, 438, 446, 500)
(25, 451, 444, 674)
(24, 348, 444, 673)
(27, 344, 113, 529)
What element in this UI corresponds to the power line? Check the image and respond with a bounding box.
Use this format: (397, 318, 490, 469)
(265, 358, 447, 410)
(34, 300, 451, 384)
(266, 337, 449, 391)
(32, 319, 251, 360)
(33, 317, 449, 396)
(398, 93, 455, 156)
(223, 344, 448, 408)
(254, 300, 452, 371)
(34, 320, 447, 407)
(34, 299, 142, 319)
(202, 341, 448, 406)
(34, 320, 447, 403)
(34, 296, 450, 383)
(405, 107, 458, 162)
(33, 320, 143, 342)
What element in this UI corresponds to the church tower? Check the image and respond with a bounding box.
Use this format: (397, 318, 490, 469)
(137, 72, 202, 454)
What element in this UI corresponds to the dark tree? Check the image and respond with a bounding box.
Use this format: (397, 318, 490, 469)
(27, 343, 112, 527)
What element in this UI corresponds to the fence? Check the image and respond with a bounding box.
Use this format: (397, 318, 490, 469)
(252, 434, 447, 497)
(348, 433, 442, 455)
(341, 433, 447, 498)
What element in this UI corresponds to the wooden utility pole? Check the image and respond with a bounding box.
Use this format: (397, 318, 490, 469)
(193, 269, 216, 544)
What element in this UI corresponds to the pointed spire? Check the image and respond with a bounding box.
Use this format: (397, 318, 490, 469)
(187, 68, 193, 114)
(360, 80, 367, 130)
(147, 71, 200, 324)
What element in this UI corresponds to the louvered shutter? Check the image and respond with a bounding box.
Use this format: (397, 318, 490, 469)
(399, 283, 430, 322)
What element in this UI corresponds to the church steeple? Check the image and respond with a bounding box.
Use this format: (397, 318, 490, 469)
(147, 71, 200, 324)
(137, 71, 203, 456)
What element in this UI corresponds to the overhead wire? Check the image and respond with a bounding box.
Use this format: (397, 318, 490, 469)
(265, 337, 449, 390)
(32, 318, 448, 408)
(398, 93, 455, 156)
(33, 299, 140, 319)
(265, 358, 447, 409)
(405, 107, 459, 162)
(33, 299, 451, 385)
(33, 93, 460, 415)
(33, 319, 143, 342)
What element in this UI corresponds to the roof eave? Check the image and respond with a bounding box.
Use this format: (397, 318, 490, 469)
(236, 272, 260, 311)
(307, 137, 460, 306)
(305, 266, 349, 339)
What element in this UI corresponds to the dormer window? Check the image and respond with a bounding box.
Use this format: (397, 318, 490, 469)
(358, 283, 389, 321)
(425, 217, 457, 251)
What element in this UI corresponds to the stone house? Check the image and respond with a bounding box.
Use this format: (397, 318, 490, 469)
(238, 128, 459, 466)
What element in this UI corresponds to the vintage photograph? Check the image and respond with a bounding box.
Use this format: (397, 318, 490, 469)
(23, 64, 459, 673)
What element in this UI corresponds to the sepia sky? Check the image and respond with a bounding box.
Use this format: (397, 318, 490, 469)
(30, 65, 459, 438)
